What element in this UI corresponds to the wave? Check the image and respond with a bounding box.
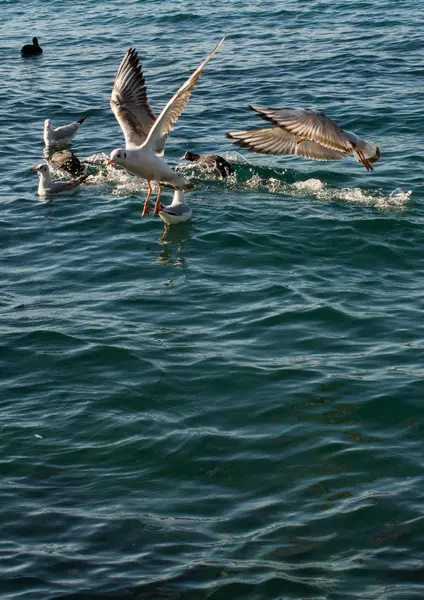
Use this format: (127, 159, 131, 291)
(71, 152, 412, 212)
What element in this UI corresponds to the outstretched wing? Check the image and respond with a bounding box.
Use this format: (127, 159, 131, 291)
(110, 48, 156, 149)
(226, 127, 346, 161)
(250, 105, 353, 153)
(144, 35, 226, 156)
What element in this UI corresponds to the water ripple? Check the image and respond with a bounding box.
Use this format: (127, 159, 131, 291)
(2, 1, 424, 599)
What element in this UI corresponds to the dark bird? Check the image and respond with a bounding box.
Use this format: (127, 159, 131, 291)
(48, 149, 84, 176)
(181, 151, 234, 179)
(227, 105, 380, 171)
(21, 37, 43, 57)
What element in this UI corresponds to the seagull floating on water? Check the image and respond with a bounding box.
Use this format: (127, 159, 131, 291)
(181, 151, 234, 179)
(32, 163, 89, 197)
(108, 35, 226, 217)
(227, 105, 380, 171)
(48, 149, 84, 176)
(158, 190, 192, 225)
(21, 37, 43, 56)
(44, 116, 88, 147)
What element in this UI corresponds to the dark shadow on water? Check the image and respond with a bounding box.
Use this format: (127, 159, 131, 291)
(156, 222, 192, 266)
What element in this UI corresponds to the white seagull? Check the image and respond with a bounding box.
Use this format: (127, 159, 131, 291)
(227, 105, 380, 171)
(108, 35, 226, 217)
(32, 163, 89, 197)
(158, 190, 192, 225)
(44, 115, 88, 147)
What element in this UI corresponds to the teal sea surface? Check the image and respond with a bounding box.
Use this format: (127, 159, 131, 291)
(2, 1, 424, 598)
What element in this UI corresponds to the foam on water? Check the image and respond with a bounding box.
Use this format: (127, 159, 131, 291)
(84, 152, 149, 196)
(272, 177, 412, 209)
(177, 158, 412, 210)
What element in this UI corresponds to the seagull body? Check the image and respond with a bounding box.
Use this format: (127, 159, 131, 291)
(49, 149, 84, 175)
(158, 190, 192, 225)
(108, 35, 226, 216)
(21, 37, 42, 56)
(44, 116, 88, 147)
(227, 105, 380, 171)
(32, 163, 89, 197)
(110, 145, 191, 190)
(181, 151, 234, 179)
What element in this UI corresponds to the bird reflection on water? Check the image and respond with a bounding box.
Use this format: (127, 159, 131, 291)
(156, 222, 192, 266)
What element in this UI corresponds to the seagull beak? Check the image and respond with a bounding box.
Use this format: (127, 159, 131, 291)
(31, 167, 39, 172)
(107, 159, 115, 166)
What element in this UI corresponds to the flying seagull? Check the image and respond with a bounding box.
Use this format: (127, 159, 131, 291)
(227, 105, 380, 171)
(108, 35, 226, 216)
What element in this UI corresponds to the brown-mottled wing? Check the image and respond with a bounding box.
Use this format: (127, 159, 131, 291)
(110, 48, 156, 149)
(250, 105, 353, 153)
(226, 127, 346, 161)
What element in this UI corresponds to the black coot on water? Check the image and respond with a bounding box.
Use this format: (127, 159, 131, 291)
(21, 37, 43, 56)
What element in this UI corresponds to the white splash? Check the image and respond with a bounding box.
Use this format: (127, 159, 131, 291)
(84, 152, 149, 196)
(264, 177, 412, 210)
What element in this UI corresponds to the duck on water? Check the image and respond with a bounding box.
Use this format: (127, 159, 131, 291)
(21, 37, 43, 56)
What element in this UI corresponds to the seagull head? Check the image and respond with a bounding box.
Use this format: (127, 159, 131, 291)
(44, 119, 52, 130)
(108, 148, 127, 166)
(32, 163, 49, 175)
(181, 151, 199, 161)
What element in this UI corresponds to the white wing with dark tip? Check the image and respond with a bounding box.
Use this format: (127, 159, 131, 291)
(110, 48, 156, 149)
(44, 116, 88, 146)
(226, 127, 346, 161)
(143, 35, 226, 157)
(250, 105, 354, 153)
(161, 204, 191, 216)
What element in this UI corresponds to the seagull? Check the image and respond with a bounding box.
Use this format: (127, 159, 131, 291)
(21, 37, 43, 56)
(44, 116, 88, 147)
(181, 151, 234, 179)
(158, 190, 192, 225)
(32, 163, 89, 197)
(108, 35, 226, 217)
(227, 105, 380, 171)
(48, 149, 84, 175)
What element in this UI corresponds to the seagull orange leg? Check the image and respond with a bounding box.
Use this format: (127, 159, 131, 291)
(141, 183, 152, 217)
(153, 185, 163, 216)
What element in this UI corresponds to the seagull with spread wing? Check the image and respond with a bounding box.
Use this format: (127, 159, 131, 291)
(227, 105, 380, 171)
(108, 36, 226, 216)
